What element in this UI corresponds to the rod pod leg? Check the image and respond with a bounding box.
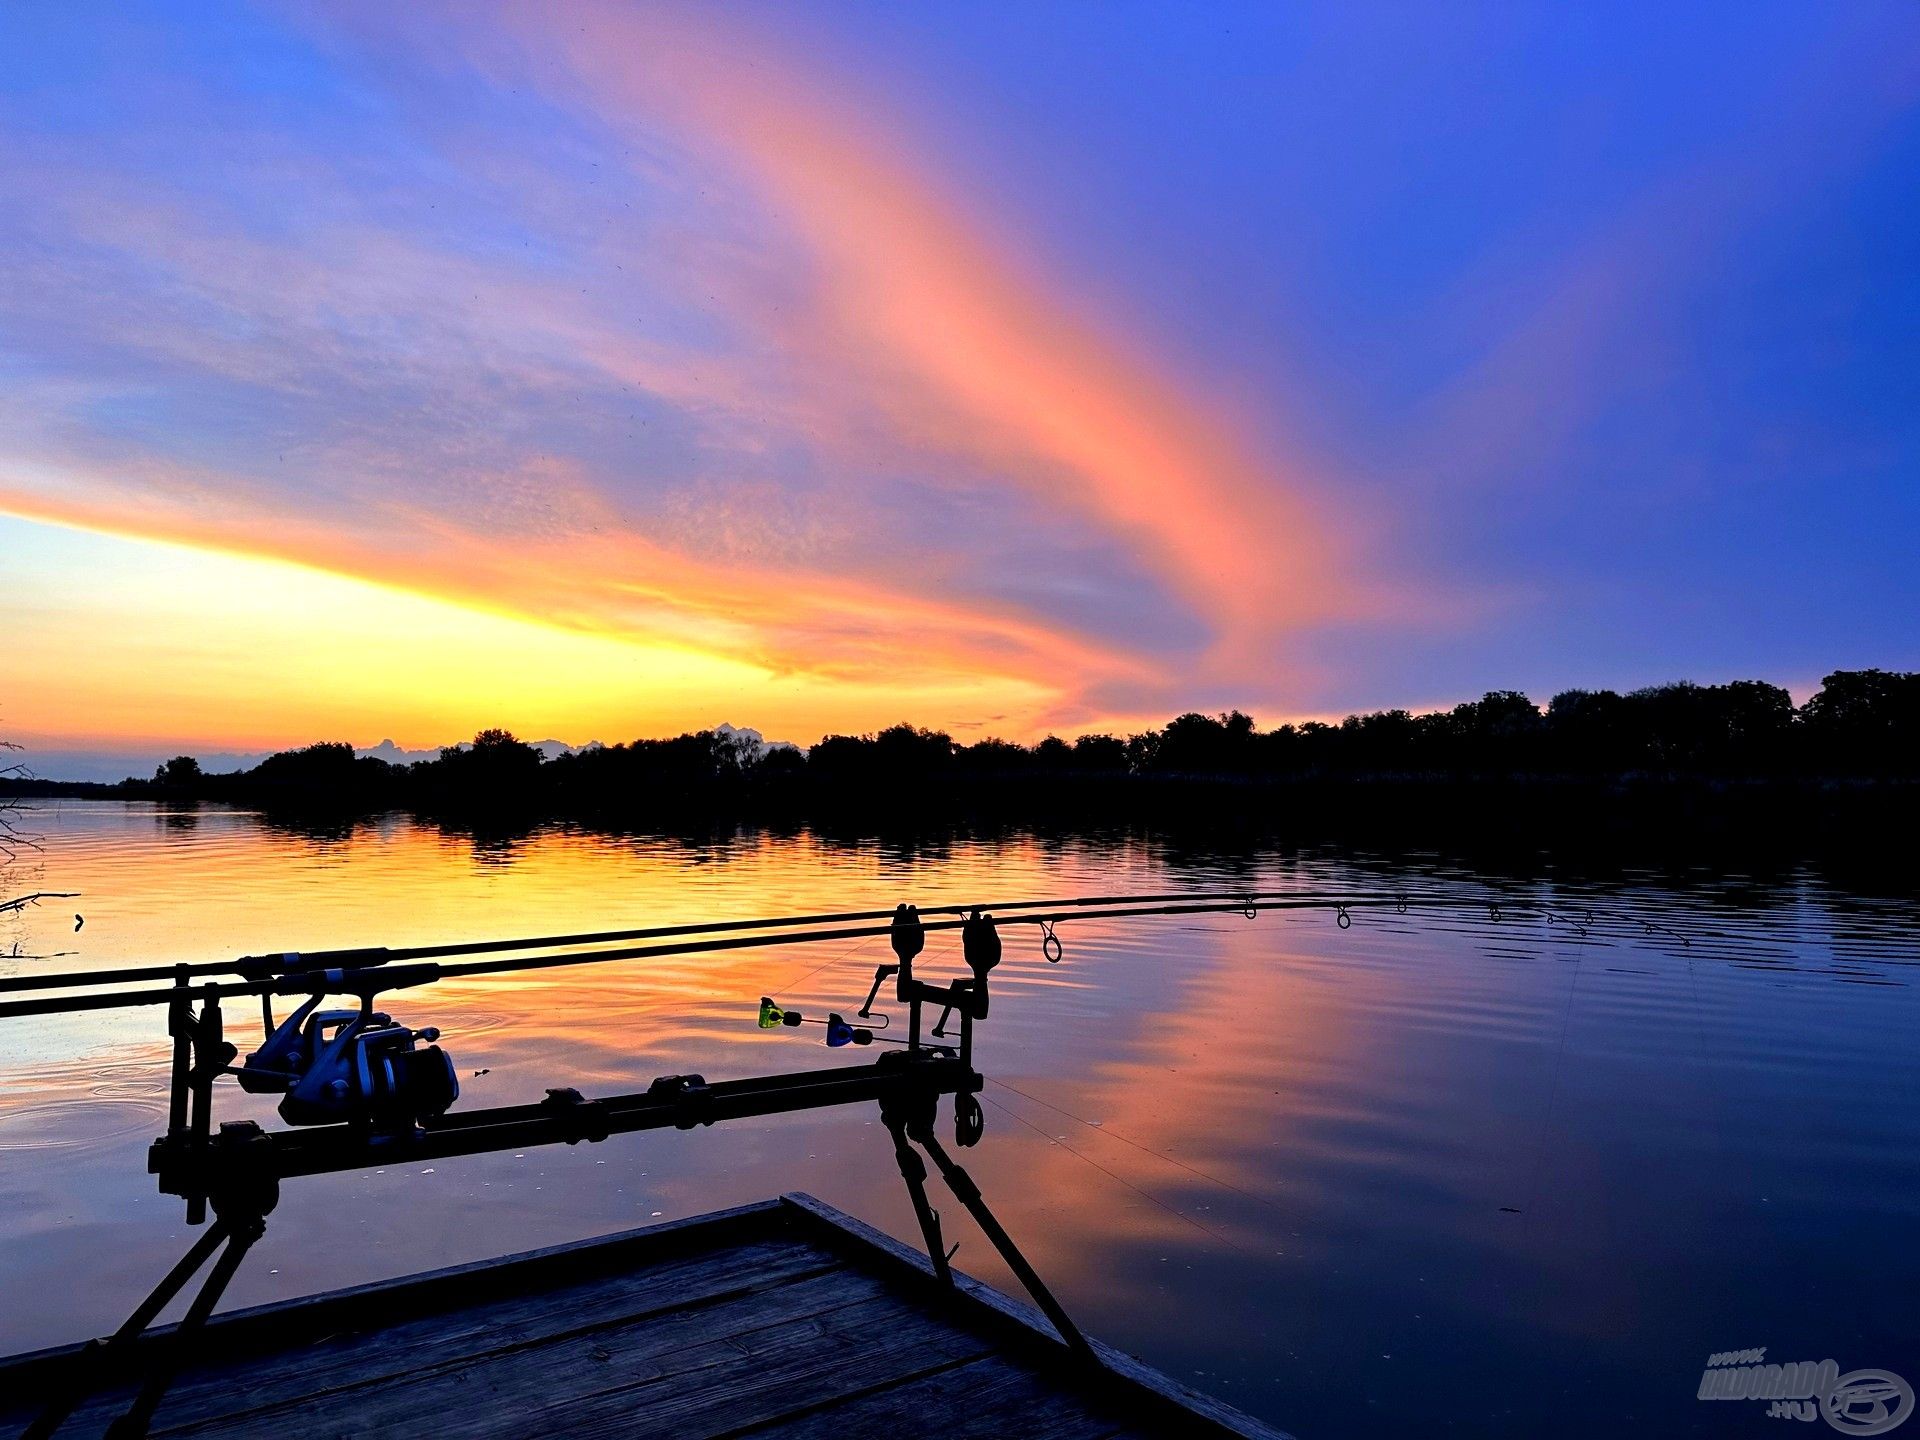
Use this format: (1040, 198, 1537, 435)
(882, 1111, 954, 1286)
(25, 1214, 265, 1440)
(106, 1216, 265, 1439)
(23, 1219, 233, 1440)
(915, 1129, 1092, 1355)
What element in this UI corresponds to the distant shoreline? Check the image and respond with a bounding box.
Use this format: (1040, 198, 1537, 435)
(8, 670, 1915, 851)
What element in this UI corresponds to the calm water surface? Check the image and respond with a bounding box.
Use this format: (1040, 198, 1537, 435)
(1, 801, 1915, 1438)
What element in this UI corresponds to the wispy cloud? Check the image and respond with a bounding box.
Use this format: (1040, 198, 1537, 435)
(518, 4, 1364, 639)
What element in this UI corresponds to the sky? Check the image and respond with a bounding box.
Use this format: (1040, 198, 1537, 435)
(3, 2, 1917, 778)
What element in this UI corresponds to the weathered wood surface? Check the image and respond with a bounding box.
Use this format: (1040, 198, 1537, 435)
(0, 1194, 1293, 1440)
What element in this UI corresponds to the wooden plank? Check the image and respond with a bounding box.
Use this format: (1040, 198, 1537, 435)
(46, 1236, 843, 1436)
(775, 1193, 1296, 1440)
(0, 1198, 790, 1399)
(732, 1351, 1133, 1440)
(167, 1269, 949, 1438)
(515, 1287, 998, 1440)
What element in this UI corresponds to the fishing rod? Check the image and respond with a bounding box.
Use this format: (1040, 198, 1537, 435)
(0, 886, 1448, 997)
(0, 892, 1470, 1020)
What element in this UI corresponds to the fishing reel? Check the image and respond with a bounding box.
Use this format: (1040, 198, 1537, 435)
(238, 992, 459, 1133)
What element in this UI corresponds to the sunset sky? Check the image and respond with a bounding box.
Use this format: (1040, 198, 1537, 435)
(4, 3, 1917, 778)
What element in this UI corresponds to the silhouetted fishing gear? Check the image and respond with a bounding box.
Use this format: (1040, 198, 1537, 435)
(0, 890, 1481, 1019)
(0, 886, 1456, 997)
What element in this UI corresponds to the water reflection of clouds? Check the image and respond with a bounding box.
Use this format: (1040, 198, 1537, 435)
(2, 805, 1916, 1440)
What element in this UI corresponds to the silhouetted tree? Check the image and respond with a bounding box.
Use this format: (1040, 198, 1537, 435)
(1034, 735, 1073, 770)
(957, 738, 1035, 775)
(224, 741, 394, 807)
(1331, 709, 1421, 773)
(1154, 711, 1258, 775)
(423, 729, 544, 802)
(154, 755, 203, 788)
(760, 744, 807, 779)
(874, 723, 955, 775)
(810, 724, 955, 790)
(1070, 734, 1128, 772)
(1124, 730, 1161, 775)
(1547, 689, 1632, 772)
(1800, 669, 1920, 773)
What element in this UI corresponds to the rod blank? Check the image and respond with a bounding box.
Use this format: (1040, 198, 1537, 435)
(0, 887, 1446, 996)
(0, 893, 1468, 1020)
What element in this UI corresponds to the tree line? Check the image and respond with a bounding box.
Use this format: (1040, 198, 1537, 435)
(98, 668, 1920, 816)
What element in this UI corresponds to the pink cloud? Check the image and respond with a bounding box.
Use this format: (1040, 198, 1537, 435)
(483, 4, 1376, 651)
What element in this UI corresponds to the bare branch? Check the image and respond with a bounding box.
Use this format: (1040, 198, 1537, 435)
(4, 943, 78, 961)
(0, 826, 45, 860)
(2, 736, 35, 859)
(0, 891, 80, 916)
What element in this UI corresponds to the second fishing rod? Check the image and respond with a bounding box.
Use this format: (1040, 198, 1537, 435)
(0, 891, 1462, 1020)
(0, 886, 1467, 999)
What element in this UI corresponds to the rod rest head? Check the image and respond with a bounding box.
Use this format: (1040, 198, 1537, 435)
(149, 1121, 280, 1220)
(540, 1087, 611, 1144)
(645, 1073, 715, 1129)
(889, 904, 925, 966)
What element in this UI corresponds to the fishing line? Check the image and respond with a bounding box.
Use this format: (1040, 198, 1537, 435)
(778, 931, 881, 996)
(977, 1091, 1254, 1257)
(988, 1076, 1288, 1217)
(1503, 938, 1585, 1218)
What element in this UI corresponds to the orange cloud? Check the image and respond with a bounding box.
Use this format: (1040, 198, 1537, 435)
(516, 4, 1361, 655)
(0, 469, 1149, 708)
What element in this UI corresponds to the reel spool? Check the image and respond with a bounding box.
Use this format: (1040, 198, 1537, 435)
(240, 993, 458, 1132)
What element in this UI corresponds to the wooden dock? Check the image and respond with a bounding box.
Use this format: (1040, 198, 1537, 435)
(1, 1193, 1293, 1439)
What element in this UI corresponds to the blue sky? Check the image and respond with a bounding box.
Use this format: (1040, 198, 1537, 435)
(2, 3, 1916, 773)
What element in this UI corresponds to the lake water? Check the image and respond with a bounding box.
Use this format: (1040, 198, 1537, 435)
(1, 801, 1915, 1438)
